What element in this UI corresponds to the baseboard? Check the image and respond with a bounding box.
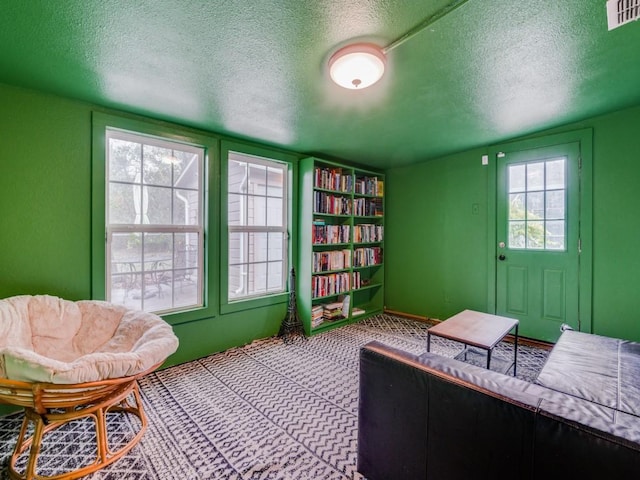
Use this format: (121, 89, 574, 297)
(383, 309, 431, 323)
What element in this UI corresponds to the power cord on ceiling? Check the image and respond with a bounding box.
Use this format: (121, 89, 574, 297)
(382, 0, 471, 53)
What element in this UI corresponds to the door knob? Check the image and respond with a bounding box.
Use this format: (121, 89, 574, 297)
(498, 254, 506, 261)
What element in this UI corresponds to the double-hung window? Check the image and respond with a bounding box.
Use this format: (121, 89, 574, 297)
(105, 129, 205, 314)
(227, 151, 288, 301)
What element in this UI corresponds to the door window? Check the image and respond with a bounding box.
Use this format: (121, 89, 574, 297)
(508, 158, 566, 251)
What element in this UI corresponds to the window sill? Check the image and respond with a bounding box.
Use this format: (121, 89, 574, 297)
(220, 292, 288, 314)
(160, 304, 217, 326)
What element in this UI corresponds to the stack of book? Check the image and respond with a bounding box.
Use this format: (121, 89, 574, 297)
(311, 305, 324, 328)
(323, 302, 344, 321)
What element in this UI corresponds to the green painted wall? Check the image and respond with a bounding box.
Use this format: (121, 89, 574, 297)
(3, 77, 640, 365)
(1, 85, 91, 300)
(385, 103, 640, 342)
(586, 106, 640, 341)
(384, 147, 489, 320)
(0, 83, 288, 373)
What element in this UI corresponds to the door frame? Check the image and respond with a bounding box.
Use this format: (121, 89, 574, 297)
(486, 129, 593, 334)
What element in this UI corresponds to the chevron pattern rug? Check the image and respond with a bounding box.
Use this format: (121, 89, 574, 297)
(0, 314, 548, 479)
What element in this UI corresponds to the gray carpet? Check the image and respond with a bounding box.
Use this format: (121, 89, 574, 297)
(0, 314, 548, 479)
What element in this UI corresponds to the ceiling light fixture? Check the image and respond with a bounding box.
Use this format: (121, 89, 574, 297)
(328, 0, 471, 90)
(328, 43, 386, 90)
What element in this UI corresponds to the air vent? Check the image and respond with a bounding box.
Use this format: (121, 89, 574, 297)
(607, 0, 640, 31)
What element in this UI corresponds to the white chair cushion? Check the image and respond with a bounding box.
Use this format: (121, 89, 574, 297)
(0, 295, 179, 384)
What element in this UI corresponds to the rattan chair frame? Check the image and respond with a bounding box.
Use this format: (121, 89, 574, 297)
(0, 365, 157, 480)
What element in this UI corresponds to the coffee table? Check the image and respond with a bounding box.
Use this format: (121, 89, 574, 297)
(426, 310, 519, 376)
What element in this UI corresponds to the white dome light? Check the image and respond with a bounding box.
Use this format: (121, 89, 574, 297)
(329, 43, 386, 90)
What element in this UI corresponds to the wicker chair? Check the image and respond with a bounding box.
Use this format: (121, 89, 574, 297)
(0, 295, 179, 480)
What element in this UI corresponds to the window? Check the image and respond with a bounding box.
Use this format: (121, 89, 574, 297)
(106, 129, 205, 313)
(227, 151, 288, 301)
(508, 158, 566, 250)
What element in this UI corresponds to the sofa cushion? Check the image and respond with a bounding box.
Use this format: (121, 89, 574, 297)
(535, 330, 640, 417)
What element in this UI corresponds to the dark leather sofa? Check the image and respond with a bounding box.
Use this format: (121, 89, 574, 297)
(357, 330, 640, 480)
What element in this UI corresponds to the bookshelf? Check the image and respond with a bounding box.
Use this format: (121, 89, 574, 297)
(298, 157, 384, 335)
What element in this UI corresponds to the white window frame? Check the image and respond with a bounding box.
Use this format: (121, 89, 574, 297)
(105, 128, 205, 314)
(227, 151, 289, 302)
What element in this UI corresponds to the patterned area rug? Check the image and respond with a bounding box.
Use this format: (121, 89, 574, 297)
(0, 314, 548, 479)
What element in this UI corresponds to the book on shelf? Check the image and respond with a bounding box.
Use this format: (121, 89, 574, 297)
(353, 224, 384, 243)
(352, 271, 361, 289)
(353, 247, 383, 267)
(311, 299, 350, 328)
(352, 307, 366, 316)
(312, 224, 350, 244)
(314, 166, 353, 193)
(311, 272, 351, 298)
(353, 197, 383, 216)
(354, 176, 384, 197)
(323, 301, 344, 321)
(341, 295, 350, 317)
(312, 249, 352, 273)
(311, 304, 325, 328)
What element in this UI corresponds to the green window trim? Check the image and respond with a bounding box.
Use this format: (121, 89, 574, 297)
(91, 111, 220, 325)
(220, 140, 298, 315)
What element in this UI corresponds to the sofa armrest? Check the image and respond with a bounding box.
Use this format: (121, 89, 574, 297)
(358, 342, 430, 479)
(358, 341, 540, 480)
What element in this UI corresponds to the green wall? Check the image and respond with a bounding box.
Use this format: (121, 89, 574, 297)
(0, 82, 287, 370)
(384, 147, 489, 320)
(385, 104, 640, 342)
(3, 78, 640, 361)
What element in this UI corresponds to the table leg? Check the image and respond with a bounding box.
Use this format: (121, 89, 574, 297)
(513, 324, 519, 377)
(427, 332, 431, 352)
(487, 348, 492, 370)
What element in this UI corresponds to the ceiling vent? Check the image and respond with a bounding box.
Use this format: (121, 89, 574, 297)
(607, 0, 640, 30)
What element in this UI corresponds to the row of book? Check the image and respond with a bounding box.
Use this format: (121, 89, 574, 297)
(312, 270, 379, 298)
(314, 191, 352, 215)
(352, 271, 362, 290)
(354, 247, 383, 267)
(312, 249, 352, 272)
(353, 224, 384, 243)
(353, 197, 383, 217)
(311, 272, 351, 298)
(354, 176, 384, 197)
(314, 167, 353, 193)
(312, 222, 350, 244)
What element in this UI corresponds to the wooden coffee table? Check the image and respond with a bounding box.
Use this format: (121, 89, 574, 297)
(427, 310, 519, 376)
